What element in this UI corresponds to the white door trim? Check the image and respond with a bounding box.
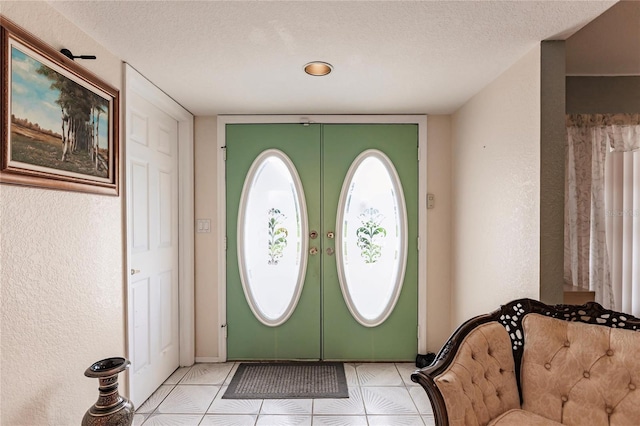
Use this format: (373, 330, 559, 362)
(124, 64, 195, 376)
(217, 115, 428, 361)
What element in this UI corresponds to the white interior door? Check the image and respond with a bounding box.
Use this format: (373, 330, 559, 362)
(126, 89, 180, 407)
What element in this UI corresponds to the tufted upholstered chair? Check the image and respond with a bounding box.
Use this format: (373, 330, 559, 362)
(411, 298, 640, 426)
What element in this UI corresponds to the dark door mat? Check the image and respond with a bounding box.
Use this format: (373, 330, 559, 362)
(223, 362, 348, 399)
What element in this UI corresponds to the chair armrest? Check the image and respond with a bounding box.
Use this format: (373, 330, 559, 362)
(412, 322, 520, 426)
(412, 368, 449, 425)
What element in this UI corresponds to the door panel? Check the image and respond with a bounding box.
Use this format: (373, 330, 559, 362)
(131, 278, 151, 369)
(322, 124, 418, 361)
(226, 123, 418, 361)
(130, 160, 149, 251)
(226, 124, 322, 360)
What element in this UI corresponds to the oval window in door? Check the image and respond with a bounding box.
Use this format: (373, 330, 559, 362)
(237, 149, 308, 326)
(336, 149, 408, 327)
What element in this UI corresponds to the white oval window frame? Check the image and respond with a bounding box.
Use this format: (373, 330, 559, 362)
(335, 149, 408, 327)
(237, 149, 309, 327)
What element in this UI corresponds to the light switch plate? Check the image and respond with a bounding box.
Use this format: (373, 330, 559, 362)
(197, 219, 211, 233)
(427, 193, 435, 209)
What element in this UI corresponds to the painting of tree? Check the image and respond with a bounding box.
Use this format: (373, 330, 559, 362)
(1, 18, 119, 195)
(10, 47, 110, 178)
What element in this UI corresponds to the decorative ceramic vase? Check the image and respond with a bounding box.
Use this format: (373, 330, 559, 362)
(82, 357, 134, 426)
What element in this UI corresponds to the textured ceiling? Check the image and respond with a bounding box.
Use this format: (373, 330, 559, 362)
(47, 0, 617, 116)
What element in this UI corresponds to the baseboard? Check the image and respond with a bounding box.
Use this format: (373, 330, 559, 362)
(195, 356, 225, 363)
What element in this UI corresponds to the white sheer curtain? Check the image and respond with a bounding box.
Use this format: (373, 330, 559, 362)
(605, 120, 640, 316)
(565, 115, 612, 307)
(565, 114, 640, 314)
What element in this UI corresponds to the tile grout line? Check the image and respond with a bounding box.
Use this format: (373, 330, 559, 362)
(136, 361, 432, 425)
(137, 370, 181, 425)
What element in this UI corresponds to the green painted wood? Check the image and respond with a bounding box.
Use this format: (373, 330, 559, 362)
(226, 123, 418, 361)
(226, 123, 322, 360)
(322, 124, 419, 361)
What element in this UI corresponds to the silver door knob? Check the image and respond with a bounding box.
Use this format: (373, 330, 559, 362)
(309, 247, 319, 255)
(130, 269, 140, 275)
(310, 230, 318, 239)
(326, 247, 334, 256)
(327, 231, 335, 239)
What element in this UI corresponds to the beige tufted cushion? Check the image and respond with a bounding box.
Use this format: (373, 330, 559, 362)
(435, 322, 520, 426)
(521, 314, 640, 426)
(488, 408, 563, 425)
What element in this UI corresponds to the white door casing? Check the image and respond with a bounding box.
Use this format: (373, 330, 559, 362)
(125, 65, 194, 407)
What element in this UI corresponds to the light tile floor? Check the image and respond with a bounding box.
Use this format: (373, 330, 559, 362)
(134, 362, 435, 426)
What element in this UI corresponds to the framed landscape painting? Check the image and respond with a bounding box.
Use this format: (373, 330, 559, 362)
(1, 18, 119, 195)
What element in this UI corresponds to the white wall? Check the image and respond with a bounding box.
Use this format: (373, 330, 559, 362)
(1, 3, 125, 425)
(566, 0, 640, 76)
(450, 45, 541, 326)
(194, 116, 220, 359)
(425, 116, 452, 350)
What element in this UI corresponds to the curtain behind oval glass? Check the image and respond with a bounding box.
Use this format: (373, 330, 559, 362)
(237, 149, 308, 326)
(335, 149, 407, 327)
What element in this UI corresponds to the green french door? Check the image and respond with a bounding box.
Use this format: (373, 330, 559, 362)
(226, 123, 418, 361)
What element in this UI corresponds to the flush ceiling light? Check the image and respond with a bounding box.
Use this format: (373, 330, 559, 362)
(304, 61, 333, 76)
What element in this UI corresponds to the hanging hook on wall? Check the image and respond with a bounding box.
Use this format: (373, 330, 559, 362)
(60, 48, 96, 61)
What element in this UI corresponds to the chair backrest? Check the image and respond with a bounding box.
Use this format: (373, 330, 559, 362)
(489, 299, 640, 394)
(521, 313, 640, 426)
(434, 322, 520, 426)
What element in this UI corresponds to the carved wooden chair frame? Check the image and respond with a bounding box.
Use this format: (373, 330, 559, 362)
(411, 298, 640, 426)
